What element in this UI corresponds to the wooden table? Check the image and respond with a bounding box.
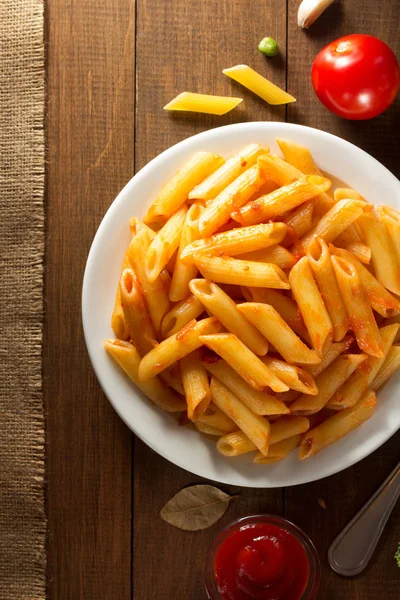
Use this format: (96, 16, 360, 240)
(45, 1, 400, 597)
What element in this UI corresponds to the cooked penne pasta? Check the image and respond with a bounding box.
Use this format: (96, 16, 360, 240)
(384, 315, 400, 342)
(334, 234, 371, 264)
(301, 199, 366, 248)
(189, 144, 268, 201)
(111, 250, 131, 340)
(129, 217, 156, 239)
(372, 345, 400, 391)
(210, 378, 271, 455)
(331, 256, 384, 357)
(189, 279, 268, 355)
(276, 139, 322, 177)
(334, 188, 364, 203)
(120, 268, 157, 355)
(307, 237, 348, 341)
(181, 222, 287, 263)
(223, 65, 296, 105)
(290, 354, 367, 415)
(138, 317, 222, 381)
(289, 256, 333, 356)
(262, 357, 318, 394)
(163, 92, 243, 115)
(376, 206, 400, 268)
(180, 350, 211, 419)
(194, 422, 228, 436)
(305, 339, 351, 378)
(237, 302, 320, 365)
(159, 365, 185, 395)
(357, 214, 400, 296)
(169, 204, 202, 302)
(144, 152, 224, 223)
(204, 360, 289, 415)
(198, 164, 266, 237)
(216, 430, 256, 457)
(194, 404, 237, 432)
(253, 435, 302, 464)
(283, 201, 314, 241)
(145, 205, 187, 283)
(161, 295, 204, 338)
(298, 391, 376, 459)
(199, 333, 289, 392)
(239, 245, 296, 269)
(104, 340, 185, 412)
(195, 255, 290, 289)
(234, 175, 331, 226)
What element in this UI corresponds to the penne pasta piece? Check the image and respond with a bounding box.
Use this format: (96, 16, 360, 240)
(239, 245, 296, 269)
(129, 217, 156, 239)
(190, 279, 269, 355)
(289, 256, 333, 356)
(334, 188, 364, 203)
(283, 201, 314, 241)
(128, 228, 170, 331)
(194, 422, 228, 436)
(189, 144, 268, 201)
(305, 340, 351, 378)
(327, 324, 399, 409)
(357, 214, 400, 296)
(198, 164, 266, 237)
(331, 256, 384, 357)
(269, 416, 310, 443)
(376, 206, 400, 268)
(199, 333, 289, 392)
(169, 203, 203, 302)
(217, 430, 257, 457)
(161, 295, 204, 338)
(204, 360, 290, 415)
(180, 350, 211, 419)
(276, 139, 322, 177)
(104, 340, 185, 412)
(335, 234, 371, 264)
(163, 92, 243, 115)
(181, 222, 287, 264)
(371, 345, 400, 391)
(307, 237, 348, 341)
(290, 354, 367, 415)
(223, 65, 296, 105)
(159, 365, 185, 395)
(261, 357, 318, 394)
(145, 205, 187, 283)
(111, 249, 131, 340)
(195, 255, 290, 289)
(144, 152, 224, 223)
(253, 434, 302, 464)
(210, 378, 271, 455)
(237, 303, 320, 365)
(120, 268, 157, 355)
(234, 175, 331, 226)
(138, 317, 222, 381)
(299, 391, 376, 459)
(384, 315, 400, 342)
(301, 199, 366, 249)
(194, 404, 237, 433)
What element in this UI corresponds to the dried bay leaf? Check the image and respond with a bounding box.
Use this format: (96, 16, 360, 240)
(160, 484, 238, 531)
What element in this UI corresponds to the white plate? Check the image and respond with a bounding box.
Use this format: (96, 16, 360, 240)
(82, 122, 400, 488)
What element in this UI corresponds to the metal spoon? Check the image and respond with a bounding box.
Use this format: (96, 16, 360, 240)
(328, 461, 400, 576)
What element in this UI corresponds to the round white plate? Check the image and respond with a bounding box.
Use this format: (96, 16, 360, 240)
(82, 122, 400, 488)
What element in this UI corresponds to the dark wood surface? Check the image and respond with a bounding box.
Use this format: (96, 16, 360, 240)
(45, 1, 400, 598)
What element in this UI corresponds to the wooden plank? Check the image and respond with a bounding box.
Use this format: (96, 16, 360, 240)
(45, 1, 134, 598)
(133, 1, 286, 598)
(286, 2, 400, 597)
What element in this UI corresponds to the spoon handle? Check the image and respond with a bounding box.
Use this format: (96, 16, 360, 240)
(328, 461, 400, 577)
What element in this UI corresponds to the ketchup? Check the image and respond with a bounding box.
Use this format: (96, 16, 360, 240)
(213, 522, 311, 600)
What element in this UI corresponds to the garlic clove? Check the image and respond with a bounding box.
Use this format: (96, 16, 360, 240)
(297, 0, 335, 28)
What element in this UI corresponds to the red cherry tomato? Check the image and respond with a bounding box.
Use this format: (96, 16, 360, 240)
(311, 34, 400, 120)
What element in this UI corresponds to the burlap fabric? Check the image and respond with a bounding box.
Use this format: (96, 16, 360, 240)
(0, 1, 45, 598)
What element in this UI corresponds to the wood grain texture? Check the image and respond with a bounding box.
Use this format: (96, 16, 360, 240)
(45, 0, 134, 598)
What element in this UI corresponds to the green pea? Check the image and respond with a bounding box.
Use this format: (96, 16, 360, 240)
(258, 37, 279, 57)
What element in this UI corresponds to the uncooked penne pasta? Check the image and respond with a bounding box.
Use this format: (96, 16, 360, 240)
(199, 333, 289, 392)
(371, 345, 400, 391)
(298, 391, 376, 459)
(262, 357, 318, 395)
(253, 434, 302, 464)
(234, 175, 331, 226)
(161, 295, 204, 338)
(111, 249, 131, 340)
(163, 92, 243, 115)
(104, 340, 185, 412)
(290, 354, 367, 415)
(198, 164, 266, 237)
(120, 268, 157, 356)
(376, 206, 400, 268)
(169, 204, 202, 302)
(237, 303, 320, 365)
(145, 205, 187, 283)
(189, 279, 269, 356)
(138, 317, 222, 381)
(181, 222, 287, 264)
(301, 199, 366, 249)
(194, 404, 237, 433)
(223, 65, 296, 105)
(289, 256, 333, 356)
(307, 237, 348, 342)
(144, 152, 224, 222)
(239, 245, 296, 269)
(332, 256, 384, 358)
(204, 360, 289, 415)
(180, 350, 211, 419)
(189, 144, 268, 201)
(210, 378, 271, 455)
(195, 255, 290, 289)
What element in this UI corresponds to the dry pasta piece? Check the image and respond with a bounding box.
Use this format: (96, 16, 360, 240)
(253, 435, 303, 464)
(289, 256, 333, 356)
(161, 295, 204, 338)
(223, 65, 296, 105)
(261, 357, 317, 395)
(204, 360, 289, 416)
(111, 249, 131, 340)
(163, 92, 243, 115)
(199, 333, 289, 392)
(138, 317, 222, 381)
(194, 404, 237, 433)
(145, 205, 187, 283)
(180, 350, 211, 419)
(301, 199, 366, 249)
(195, 255, 290, 289)
(298, 391, 376, 459)
(331, 256, 384, 358)
(189, 279, 269, 356)
(104, 340, 185, 412)
(371, 345, 400, 391)
(189, 144, 268, 201)
(144, 152, 224, 223)
(210, 378, 271, 455)
(237, 303, 320, 365)
(120, 268, 157, 355)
